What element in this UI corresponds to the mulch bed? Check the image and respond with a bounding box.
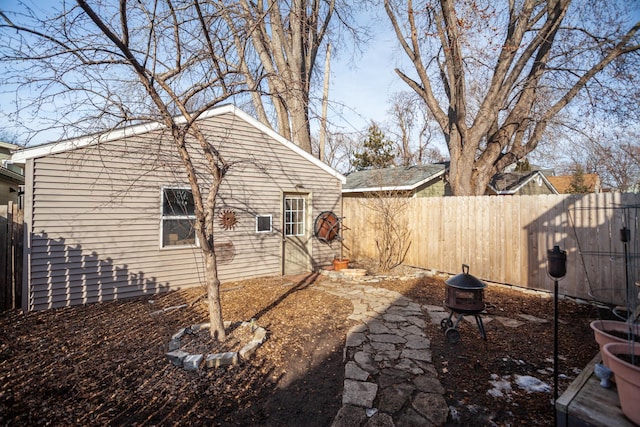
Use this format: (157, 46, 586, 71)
(0, 267, 615, 426)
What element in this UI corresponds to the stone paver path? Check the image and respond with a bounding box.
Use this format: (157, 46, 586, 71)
(315, 280, 449, 427)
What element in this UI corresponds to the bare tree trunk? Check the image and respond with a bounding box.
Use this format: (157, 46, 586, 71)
(319, 43, 331, 162)
(204, 251, 225, 340)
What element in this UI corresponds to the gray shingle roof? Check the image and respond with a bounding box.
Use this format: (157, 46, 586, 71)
(344, 164, 447, 192)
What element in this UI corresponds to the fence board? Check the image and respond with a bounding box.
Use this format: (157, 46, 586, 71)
(1, 202, 23, 310)
(343, 193, 640, 305)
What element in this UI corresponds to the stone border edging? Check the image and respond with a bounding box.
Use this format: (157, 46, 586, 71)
(165, 320, 267, 371)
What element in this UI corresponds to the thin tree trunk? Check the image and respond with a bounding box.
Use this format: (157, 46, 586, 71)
(319, 43, 331, 162)
(204, 251, 225, 340)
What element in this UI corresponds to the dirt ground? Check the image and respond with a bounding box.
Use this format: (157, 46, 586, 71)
(0, 263, 613, 426)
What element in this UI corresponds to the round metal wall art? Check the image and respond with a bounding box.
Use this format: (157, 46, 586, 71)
(218, 209, 238, 230)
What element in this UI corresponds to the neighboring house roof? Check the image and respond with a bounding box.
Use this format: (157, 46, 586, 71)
(487, 170, 558, 195)
(0, 165, 25, 184)
(548, 174, 601, 194)
(343, 164, 447, 193)
(10, 104, 345, 184)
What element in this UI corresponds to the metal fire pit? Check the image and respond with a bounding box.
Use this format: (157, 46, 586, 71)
(441, 264, 487, 343)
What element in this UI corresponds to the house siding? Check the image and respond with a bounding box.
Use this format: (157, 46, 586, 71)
(414, 177, 446, 197)
(24, 111, 342, 310)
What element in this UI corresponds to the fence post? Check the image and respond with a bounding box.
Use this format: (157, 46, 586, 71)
(0, 204, 8, 310)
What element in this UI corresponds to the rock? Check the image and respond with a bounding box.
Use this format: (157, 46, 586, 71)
(165, 349, 189, 366)
(404, 334, 430, 350)
(396, 407, 433, 427)
(168, 338, 180, 351)
(368, 321, 391, 334)
(365, 412, 395, 427)
(331, 405, 367, 427)
(342, 380, 378, 408)
(401, 349, 432, 363)
(518, 314, 549, 324)
(369, 334, 406, 344)
(494, 316, 525, 328)
(345, 361, 370, 381)
(239, 341, 260, 359)
(370, 342, 396, 352)
(377, 382, 416, 413)
(413, 375, 445, 394)
(354, 351, 379, 374)
(252, 327, 267, 343)
(412, 392, 449, 425)
(347, 332, 367, 347)
(206, 352, 238, 368)
(183, 354, 203, 371)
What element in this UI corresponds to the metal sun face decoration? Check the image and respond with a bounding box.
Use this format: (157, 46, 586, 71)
(218, 209, 238, 230)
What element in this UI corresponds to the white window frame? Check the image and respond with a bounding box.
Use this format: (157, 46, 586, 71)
(256, 214, 273, 233)
(160, 187, 198, 248)
(284, 196, 305, 237)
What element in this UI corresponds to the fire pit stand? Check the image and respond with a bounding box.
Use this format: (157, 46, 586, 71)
(441, 264, 488, 343)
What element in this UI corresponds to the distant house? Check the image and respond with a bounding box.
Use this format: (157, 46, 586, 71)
(342, 164, 449, 198)
(10, 105, 345, 311)
(343, 164, 557, 197)
(0, 142, 24, 206)
(486, 171, 558, 196)
(548, 174, 601, 194)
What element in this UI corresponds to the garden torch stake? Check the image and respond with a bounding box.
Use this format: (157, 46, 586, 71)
(547, 246, 567, 414)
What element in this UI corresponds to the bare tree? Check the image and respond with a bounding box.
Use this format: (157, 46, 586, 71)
(385, 91, 443, 166)
(312, 129, 358, 174)
(217, 0, 362, 153)
(358, 189, 412, 273)
(572, 129, 640, 192)
(384, 0, 640, 195)
(0, 0, 252, 340)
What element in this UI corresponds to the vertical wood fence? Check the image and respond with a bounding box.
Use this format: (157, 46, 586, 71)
(343, 193, 640, 306)
(1, 202, 23, 310)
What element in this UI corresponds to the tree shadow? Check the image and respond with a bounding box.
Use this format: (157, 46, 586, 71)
(28, 231, 170, 310)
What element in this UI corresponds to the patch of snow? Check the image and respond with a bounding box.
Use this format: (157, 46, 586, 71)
(488, 376, 512, 398)
(515, 375, 550, 393)
(448, 406, 460, 423)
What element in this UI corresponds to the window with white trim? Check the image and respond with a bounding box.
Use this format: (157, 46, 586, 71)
(161, 187, 196, 247)
(284, 196, 305, 236)
(256, 215, 272, 233)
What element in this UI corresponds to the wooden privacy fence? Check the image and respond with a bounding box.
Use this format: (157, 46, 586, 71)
(1, 202, 23, 310)
(343, 193, 640, 306)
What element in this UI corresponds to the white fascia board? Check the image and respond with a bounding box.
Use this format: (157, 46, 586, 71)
(490, 171, 559, 195)
(508, 171, 559, 195)
(10, 121, 165, 164)
(9, 104, 346, 184)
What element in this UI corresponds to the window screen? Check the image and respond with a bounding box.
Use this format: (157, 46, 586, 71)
(256, 215, 272, 233)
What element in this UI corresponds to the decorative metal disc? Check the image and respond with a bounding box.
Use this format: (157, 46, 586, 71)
(219, 209, 238, 230)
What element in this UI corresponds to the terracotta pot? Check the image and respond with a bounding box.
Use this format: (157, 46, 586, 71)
(602, 342, 640, 424)
(590, 320, 640, 368)
(333, 258, 349, 271)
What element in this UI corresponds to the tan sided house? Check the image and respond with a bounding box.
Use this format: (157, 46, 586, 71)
(11, 105, 345, 311)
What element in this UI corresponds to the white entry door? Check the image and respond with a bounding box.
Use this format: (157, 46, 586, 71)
(283, 194, 311, 275)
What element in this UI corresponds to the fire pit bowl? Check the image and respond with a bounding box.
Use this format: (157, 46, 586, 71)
(441, 264, 488, 343)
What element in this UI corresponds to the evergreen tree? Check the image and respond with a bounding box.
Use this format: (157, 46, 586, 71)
(351, 123, 395, 171)
(567, 165, 591, 194)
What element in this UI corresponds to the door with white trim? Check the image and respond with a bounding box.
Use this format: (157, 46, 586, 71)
(283, 194, 311, 275)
